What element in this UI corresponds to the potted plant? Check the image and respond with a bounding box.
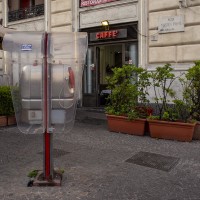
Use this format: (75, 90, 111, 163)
(0, 86, 9, 126)
(180, 61, 200, 140)
(8, 86, 21, 126)
(105, 64, 151, 136)
(0, 86, 16, 126)
(148, 64, 196, 142)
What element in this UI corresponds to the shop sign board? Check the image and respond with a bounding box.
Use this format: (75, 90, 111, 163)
(158, 16, 184, 33)
(80, 0, 119, 7)
(90, 29, 127, 41)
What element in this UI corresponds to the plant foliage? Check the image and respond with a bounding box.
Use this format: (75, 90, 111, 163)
(182, 61, 200, 121)
(0, 86, 14, 116)
(149, 64, 178, 120)
(105, 65, 150, 119)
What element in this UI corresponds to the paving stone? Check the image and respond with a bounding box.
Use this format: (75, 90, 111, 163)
(0, 114, 200, 199)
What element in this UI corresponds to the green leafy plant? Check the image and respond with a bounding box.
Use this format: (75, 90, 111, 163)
(172, 75, 192, 123)
(55, 169, 65, 174)
(167, 61, 200, 123)
(184, 61, 200, 121)
(0, 86, 14, 116)
(149, 63, 178, 120)
(149, 62, 199, 123)
(10, 85, 21, 114)
(27, 170, 39, 178)
(148, 115, 159, 120)
(105, 64, 150, 119)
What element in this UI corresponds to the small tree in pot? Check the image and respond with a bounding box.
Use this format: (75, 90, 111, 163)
(184, 61, 200, 121)
(148, 63, 196, 142)
(149, 63, 177, 120)
(0, 86, 15, 126)
(105, 64, 151, 136)
(181, 61, 200, 139)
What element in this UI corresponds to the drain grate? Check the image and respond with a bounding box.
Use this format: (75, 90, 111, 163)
(38, 149, 70, 158)
(126, 151, 179, 172)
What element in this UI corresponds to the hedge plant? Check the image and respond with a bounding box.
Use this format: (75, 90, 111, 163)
(0, 86, 14, 116)
(105, 65, 150, 119)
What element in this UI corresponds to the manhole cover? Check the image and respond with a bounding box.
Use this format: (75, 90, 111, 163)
(126, 151, 179, 172)
(38, 149, 70, 158)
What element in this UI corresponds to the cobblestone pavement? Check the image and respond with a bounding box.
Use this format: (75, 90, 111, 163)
(1, 117, 200, 200)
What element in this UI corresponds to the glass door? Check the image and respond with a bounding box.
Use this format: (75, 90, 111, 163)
(98, 44, 122, 106)
(125, 43, 138, 66)
(82, 43, 137, 107)
(82, 47, 99, 107)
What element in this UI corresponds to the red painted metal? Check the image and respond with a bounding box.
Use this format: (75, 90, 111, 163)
(44, 132, 51, 179)
(44, 32, 51, 180)
(20, 0, 30, 9)
(68, 67, 75, 89)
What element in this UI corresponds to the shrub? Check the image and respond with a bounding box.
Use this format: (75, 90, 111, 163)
(105, 65, 150, 119)
(0, 86, 14, 116)
(184, 61, 200, 121)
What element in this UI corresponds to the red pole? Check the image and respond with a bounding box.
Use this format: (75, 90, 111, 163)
(44, 32, 52, 180)
(44, 132, 51, 179)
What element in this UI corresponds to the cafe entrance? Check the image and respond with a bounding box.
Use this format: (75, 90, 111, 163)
(82, 24, 138, 107)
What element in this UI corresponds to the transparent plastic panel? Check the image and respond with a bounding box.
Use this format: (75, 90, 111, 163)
(3, 32, 44, 65)
(3, 32, 44, 134)
(47, 32, 88, 133)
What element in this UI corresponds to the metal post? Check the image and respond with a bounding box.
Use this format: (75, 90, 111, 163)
(43, 32, 53, 180)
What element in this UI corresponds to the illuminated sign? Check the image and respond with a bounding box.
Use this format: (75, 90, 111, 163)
(96, 30, 119, 39)
(90, 29, 127, 42)
(80, 0, 119, 7)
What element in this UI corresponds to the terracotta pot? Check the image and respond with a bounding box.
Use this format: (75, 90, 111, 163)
(148, 119, 195, 142)
(7, 115, 17, 126)
(193, 122, 200, 140)
(0, 116, 7, 127)
(106, 114, 146, 136)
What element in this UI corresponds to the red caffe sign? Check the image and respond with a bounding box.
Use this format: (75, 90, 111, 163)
(80, 0, 119, 7)
(89, 29, 127, 42)
(96, 30, 119, 39)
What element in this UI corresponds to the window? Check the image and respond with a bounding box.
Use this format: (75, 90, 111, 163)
(8, 0, 44, 22)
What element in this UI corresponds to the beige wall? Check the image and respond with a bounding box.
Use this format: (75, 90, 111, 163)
(148, 0, 200, 67)
(9, 0, 19, 11)
(50, 0, 72, 32)
(0, 0, 3, 72)
(35, 0, 44, 5)
(79, 0, 138, 29)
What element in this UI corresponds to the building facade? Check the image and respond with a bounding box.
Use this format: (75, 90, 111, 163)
(78, 0, 200, 107)
(148, 0, 200, 68)
(78, 0, 147, 107)
(0, 0, 200, 107)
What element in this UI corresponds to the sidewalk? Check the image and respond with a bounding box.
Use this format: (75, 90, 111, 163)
(0, 110, 200, 200)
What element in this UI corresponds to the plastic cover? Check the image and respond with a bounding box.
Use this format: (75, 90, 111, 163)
(47, 32, 88, 133)
(2, 32, 88, 134)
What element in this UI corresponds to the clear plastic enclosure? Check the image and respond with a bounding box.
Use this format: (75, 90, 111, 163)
(47, 32, 88, 133)
(2, 32, 88, 134)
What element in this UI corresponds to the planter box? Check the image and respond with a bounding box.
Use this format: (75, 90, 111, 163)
(7, 115, 17, 126)
(0, 116, 7, 127)
(148, 119, 195, 142)
(106, 115, 146, 136)
(193, 122, 200, 140)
